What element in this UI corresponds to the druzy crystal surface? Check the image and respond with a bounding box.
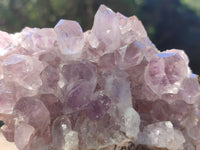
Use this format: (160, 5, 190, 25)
(0, 5, 200, 150)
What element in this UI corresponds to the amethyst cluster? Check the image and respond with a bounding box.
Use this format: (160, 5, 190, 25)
(0, 5, 200, 150)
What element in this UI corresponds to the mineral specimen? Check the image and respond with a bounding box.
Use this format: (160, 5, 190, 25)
(0, 4, 200, 150)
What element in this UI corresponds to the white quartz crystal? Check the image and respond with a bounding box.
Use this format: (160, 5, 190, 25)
(138, 121, 185, 150)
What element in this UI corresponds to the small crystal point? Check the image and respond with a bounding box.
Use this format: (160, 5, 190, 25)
(40, 94, 63, 121)
(14, 122, 35, 150)
(63, 80, 94, 114)
(13, 97, 50, 131)
(86, 92, 111, 121)
(138, 121, 185, 150)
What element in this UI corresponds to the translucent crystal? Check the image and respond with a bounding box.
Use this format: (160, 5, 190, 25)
(75, 114, 127, 149)
(13, 97, 50, 131)
(52, 118, 79, 150)
(145, 50, 190, 98)
(40, 94, 63, 121)
(63, 80, 94, 114)
(89, 5, 120, 53)
(0, 4, 199, 150)
(138, 121, 185, 150)
(124, 107, 140, 138)
(115, 42, 143, 70)
(98, 52, 116, 71)
(86, 92, 111, 121)
(54, 19, 84, 56)
(20, 28, 57, 55)
(179, 73, 200, 104)
(61, 60, 97, 85)
(40, 65, 59, 93)
(14, 122, 35, 150)
(2, 54, 44, 91)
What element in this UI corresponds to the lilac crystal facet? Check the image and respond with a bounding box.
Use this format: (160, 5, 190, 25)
(86, 92, 111, 121)
(0, 4, 199, 150)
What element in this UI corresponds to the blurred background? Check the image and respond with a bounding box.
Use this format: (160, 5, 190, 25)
(0, 0, 200, 74)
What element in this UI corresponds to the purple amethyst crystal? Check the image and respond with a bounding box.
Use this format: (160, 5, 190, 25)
(63, 80, 95, 114)
(86, 92, 111, 121)
(0, 4, 199, 150)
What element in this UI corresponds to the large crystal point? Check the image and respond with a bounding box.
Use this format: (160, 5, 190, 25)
(55, 19, 84, 56)
(145, 50, 190, 98)
(89, 5, 120, 53)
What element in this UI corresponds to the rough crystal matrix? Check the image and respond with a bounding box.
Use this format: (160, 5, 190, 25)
(0, 4, 200, 150)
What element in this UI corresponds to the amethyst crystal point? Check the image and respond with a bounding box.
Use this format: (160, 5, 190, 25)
(138, 121, 185, 150)
(13, 97, 50, 131)
(40, 65, 60, 94)
(2, 54, 44, 91)
(89, 5, 120, 52)
(54, 19, 84, 56)
(63, 80, 94, 114)
(115, 42, 144, 70)
(14, 122, 35, 150)
(0, 4, 200, 150)
(180, 73, 200, 104)
(86, 91, 111, 121)
(145, 50, 190, 98)
(20, 28, 57, 55)
(61, 60, 97, 84)
(52, 115, 79, 150)
(40, 94, 63, 121)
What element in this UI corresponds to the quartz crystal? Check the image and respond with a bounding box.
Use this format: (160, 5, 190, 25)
(0, 4, 200, 150)
(138, 121, 185, 150)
